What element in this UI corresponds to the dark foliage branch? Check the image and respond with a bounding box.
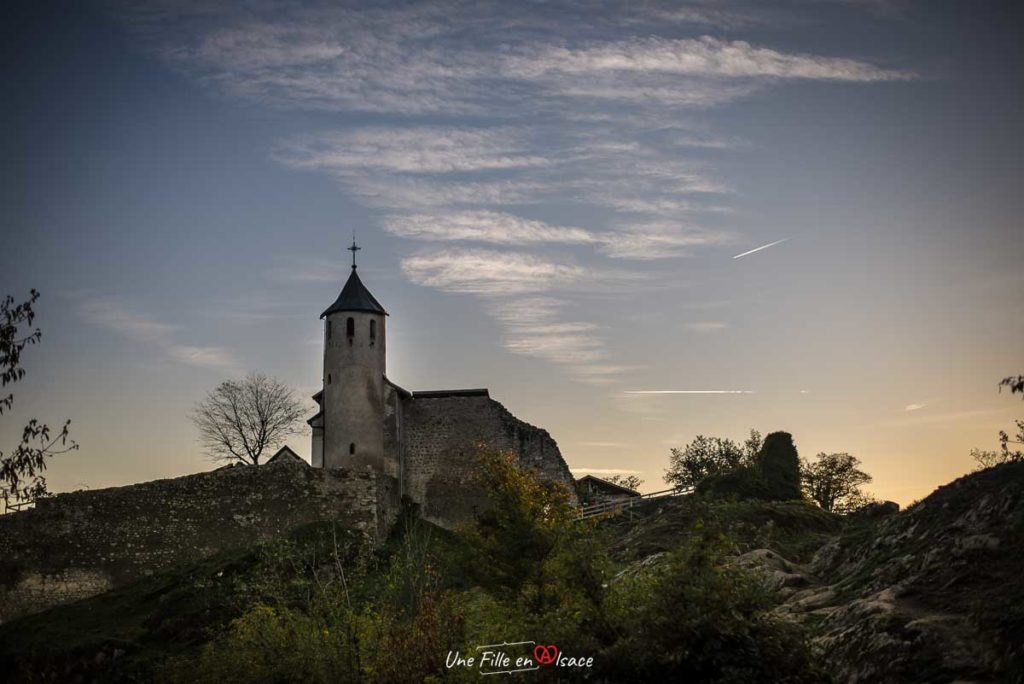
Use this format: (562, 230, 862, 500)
(605, 473, 644, 491)
(0, 290, 78, 507)
(1000, 375, 1024, 397)
(971, 374, 1024, 469)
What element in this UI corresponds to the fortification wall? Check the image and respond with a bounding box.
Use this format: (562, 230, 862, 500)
(0, 461, 398, 623)
(401, 393, 574, 525)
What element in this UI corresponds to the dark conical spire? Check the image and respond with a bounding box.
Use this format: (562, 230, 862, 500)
(320, 240, 387, 318)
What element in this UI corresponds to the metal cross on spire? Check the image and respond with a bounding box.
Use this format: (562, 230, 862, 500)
(347, 235, 361, 269)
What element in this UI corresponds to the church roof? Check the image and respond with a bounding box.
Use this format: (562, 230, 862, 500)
(321, 268, 387, 318)
(412, 388, 489, 399)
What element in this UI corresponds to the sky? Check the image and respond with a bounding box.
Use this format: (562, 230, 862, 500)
(1, 0, 1022, 506)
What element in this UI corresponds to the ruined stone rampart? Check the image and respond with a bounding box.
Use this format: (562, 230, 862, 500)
(0, 461, 397, 622)
(402, 392, 574, 525)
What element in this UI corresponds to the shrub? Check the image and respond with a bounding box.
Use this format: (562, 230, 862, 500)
(697, 465, 773, 500)
(599, 528, 827, 682)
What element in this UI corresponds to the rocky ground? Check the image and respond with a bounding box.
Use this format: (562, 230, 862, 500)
(612, 462, 1024, 682)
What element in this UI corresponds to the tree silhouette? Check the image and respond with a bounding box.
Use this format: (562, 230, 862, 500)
(191, 373, 306, 466)
(971, 374, 1024, 469)
(801, 452, 872, 513)
(0, 290, 78, 507)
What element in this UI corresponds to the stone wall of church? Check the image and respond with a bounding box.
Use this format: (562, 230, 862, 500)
(0, 460, 397, 623)
(400, 393, 575, 526)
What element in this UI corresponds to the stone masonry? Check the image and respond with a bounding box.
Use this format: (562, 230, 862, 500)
(0, 460, 397, 622)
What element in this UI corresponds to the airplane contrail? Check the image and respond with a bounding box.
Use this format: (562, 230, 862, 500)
(624, 390, 754, 395)
(732, 237, 792, 259)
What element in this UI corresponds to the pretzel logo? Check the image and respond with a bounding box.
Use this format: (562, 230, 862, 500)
(533, 644, 559, 666)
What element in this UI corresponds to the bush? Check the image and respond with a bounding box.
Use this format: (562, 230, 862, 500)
(599, 528, 827, 682)
(697, 466, 773, 500)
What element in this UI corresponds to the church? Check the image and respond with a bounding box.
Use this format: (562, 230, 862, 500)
(306, 242, 575, 524)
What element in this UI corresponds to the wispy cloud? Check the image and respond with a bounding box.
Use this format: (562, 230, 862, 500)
(571, 467, 643, 475)
(384, 211, 733, 260)
(77, 297, 176, 342)
(110, 0, 916, 384)
(76, 296, 240, 371)
(509, 36, 913, 83)
(167, 345, 238, 369)
(121, 6, 913, 115)
(274, 128, 551, 175)
(732, 237, 792, 259)
(384, 211, 594, 245)
(486, 294, 620, 384)
(904, 403, 927, 411)
(577, 441, 629, 448)
(624, 389, 754, 394)
(686, 321, 728, 333)
(401, 249, 588, 295)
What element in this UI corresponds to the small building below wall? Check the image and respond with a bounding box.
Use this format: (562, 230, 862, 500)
(575, 475, 641, 507)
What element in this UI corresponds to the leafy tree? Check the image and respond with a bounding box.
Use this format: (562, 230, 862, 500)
(463, 447, 579, 611)
(665, 429, 761, 490)
(0, 290, 77, 507)
(605, 473, 644, 491)
(742, 428, 763, 460)
(801, 452, 873, 513)
(190, 373, 306, 465)
(757, 431, 802, 500)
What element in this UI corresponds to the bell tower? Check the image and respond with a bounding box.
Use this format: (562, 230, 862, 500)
(314, 239, 388, 471)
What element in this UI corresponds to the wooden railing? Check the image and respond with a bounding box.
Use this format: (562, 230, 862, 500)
(579, 486, 693, 520)
(2, 499, 35, 515)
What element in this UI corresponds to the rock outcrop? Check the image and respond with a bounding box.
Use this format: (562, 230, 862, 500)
(778, 462, 1024, 682)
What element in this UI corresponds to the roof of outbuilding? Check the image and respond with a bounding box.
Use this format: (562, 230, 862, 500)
(321, 267, 387, 318)
(267, 445, 307, 465)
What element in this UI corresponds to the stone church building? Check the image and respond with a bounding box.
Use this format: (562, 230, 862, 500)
(306, 245, 574, 524)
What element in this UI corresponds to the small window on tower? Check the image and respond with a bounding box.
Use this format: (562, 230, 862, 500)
(349, 443, 356, 455)
(327, 374, 332, 385)
(326, 320, 332, 340)
(369, 319, 377, 345)
(346, 317, 355, 338)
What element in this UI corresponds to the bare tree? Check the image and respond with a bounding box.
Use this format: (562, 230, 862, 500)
(191, 373, 306, 466)
(1, 290, 78, 508)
